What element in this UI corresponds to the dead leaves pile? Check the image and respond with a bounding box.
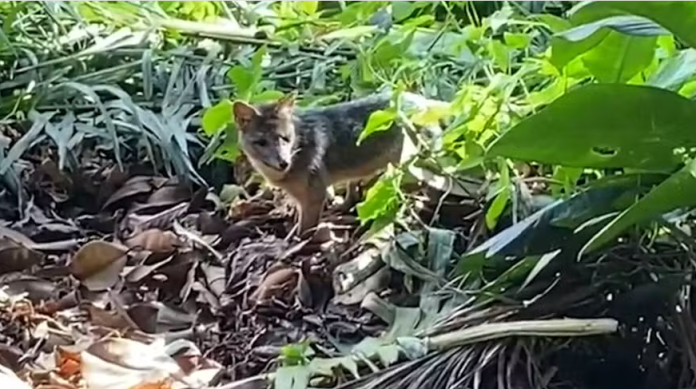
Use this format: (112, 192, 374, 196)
(0, 164, 390, 388)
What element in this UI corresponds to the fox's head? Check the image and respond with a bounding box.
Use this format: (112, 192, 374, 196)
(232, 93, 298, 175)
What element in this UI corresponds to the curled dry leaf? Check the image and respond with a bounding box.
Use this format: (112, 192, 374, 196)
(70, 240, 129, 291)
(102, 176, 156, 210)
(297, 258, 333, 310)
(0, 237, 44, 275)
(147, 184, 191, 206)
(79, 337, 218, 389)
(0, 225, 38, 248)
(1, 275, 58, 303)
(124, 229, 181, 254)
(250, 265, 299, 305)
(0, 344, 23, 371)
(81, 303, 136, 331)
(127, 303, 159, 334)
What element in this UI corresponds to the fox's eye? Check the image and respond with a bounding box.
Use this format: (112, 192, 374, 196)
(279, 135, 289, 143)
(254, 139, 268, 147)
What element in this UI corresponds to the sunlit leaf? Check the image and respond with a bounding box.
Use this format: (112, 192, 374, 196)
(488, 84, 696, 170)
(356, 167, 402, 231)
(581, 31, 656, 83)
(201, 100, 232, 137)
(357, 108, 396, 144)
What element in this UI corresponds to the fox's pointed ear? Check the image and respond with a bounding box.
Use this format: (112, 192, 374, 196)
(274, 91, 297, 115)
(232, 101, 258, 130)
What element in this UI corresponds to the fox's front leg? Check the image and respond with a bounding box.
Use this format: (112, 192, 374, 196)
(291, 174, 328, 238)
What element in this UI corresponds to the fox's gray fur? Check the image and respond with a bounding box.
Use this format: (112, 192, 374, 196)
(233, 91, 438, 236)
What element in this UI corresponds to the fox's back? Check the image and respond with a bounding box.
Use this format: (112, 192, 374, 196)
(295, 94, 404, 184)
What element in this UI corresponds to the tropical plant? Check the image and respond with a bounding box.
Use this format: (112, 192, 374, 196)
(2, 1, 696, 389)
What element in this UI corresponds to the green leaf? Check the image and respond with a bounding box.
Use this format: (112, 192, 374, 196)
(214, 129, 239, 162)
(296, 1, 318, 15)
(487, 84, 696, 171)
(228, 66, 254, 100)
(488, 40, 510, 72)
(392, 1, 415, 21)
(250, 90, 285, 104)
(550, 30, 607, 69)
(228, 46, 267, 101)
(556, 15, 668, 42)
(581, 159, 696, 256)
(503, 32, 531, 49)
(550, 15, 663, 70)
(486, 184, 511, 230)
(572, 1, 696, 50)
(646, 48, 696, 90)
(356, 167, 402, 230)
(486, 161, 511, 230)
(581, 31, 656, 83)
(357, 108, 396, 144)
(201, 100, 232, 137)
(533, 14, 572, 33)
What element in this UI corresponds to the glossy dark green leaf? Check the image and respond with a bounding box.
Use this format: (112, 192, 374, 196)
(581, 31, 655, 83)
(646, 48, 696, 90)
(487, 84, 696, 171)
(462, 174, 662, 263)
(572, 1, 696, 49)
(556, 15, 668, 42)
(582, 159, 696, 255)
(551, 15, 662, 71)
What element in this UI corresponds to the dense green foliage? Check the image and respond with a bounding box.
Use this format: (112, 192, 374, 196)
(5, 1, 696, 388)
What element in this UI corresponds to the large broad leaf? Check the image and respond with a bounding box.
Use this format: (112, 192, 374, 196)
(571, 1, 696, 50)
(462, 174, 659, 263)
(487, 84, 696, 171)
(646, 48, 696, 91)
(581, 159, 696, 256)
(556, 15, 668, 42)
(581, 31, 655, 83)
(550, 15, 664, 70)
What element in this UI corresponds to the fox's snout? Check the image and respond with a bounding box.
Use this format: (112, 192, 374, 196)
(263, 149, 292, 172)
(276, 158, 289, 170)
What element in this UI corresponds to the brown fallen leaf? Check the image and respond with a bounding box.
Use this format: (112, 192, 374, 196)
(0, 237, 44, 275)
(0, 225, 38, 248)
(127, 303, 159, 334)
(1, 275, 58, 303)
(147, 184, 191, 206)
(250, 265, 298, 305)
(124, 229, 181, 254)
(297, 258, 333, 310)
(69, 241, 129, 291)
(197, 212, 228, 235)
(0, 344, 23, 372)
(80, 337, 218, 389)
(81, 303, 136, 331)
(102, 176, 159, 210)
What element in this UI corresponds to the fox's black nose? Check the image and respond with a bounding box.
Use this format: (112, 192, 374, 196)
(278, 160, 289, 170)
